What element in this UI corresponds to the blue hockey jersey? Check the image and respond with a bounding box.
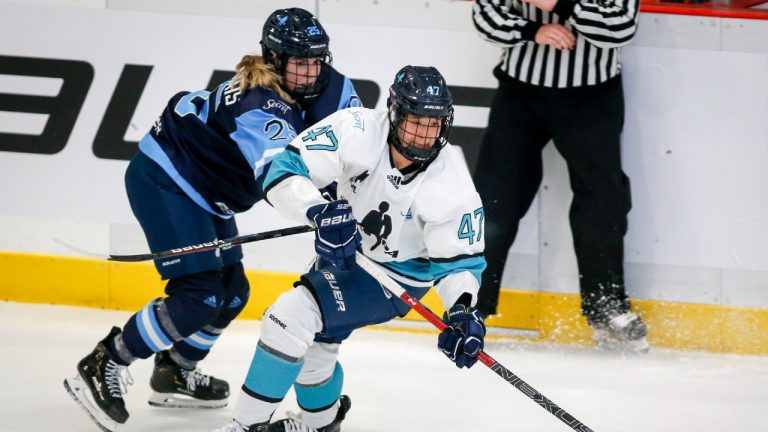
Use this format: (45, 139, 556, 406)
(138, 65, 358, 217)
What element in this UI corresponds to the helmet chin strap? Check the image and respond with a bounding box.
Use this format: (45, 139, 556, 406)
(388, 141, 426, 176)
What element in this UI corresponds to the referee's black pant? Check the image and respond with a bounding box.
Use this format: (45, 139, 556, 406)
(473, 75, 632, 325)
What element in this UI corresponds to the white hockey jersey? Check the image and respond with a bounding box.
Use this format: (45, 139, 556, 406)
(263, 107, 486, 309)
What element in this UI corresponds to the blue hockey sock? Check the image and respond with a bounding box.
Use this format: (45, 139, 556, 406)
(172, 325, 222, 363)
(118, 299, 175, 361)
(242, 342, 304, 402)
(295, 362, 344, 412)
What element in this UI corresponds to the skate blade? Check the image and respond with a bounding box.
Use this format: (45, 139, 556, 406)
(148, 391, 228, 409)
(64, 375, 119, 432)
(623, 337, 650, 354)
(594, 334, 650, 354)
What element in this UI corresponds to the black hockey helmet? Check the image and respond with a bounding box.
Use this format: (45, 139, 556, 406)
(387, 66, 454, 164)
(261, 8, 332, 103)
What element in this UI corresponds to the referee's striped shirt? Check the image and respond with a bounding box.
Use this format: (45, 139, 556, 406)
(473, 0, 640, 88)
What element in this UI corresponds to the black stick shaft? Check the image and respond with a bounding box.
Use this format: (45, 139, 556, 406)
(485, 358, 595, 432)
(107, 225, 314, 262)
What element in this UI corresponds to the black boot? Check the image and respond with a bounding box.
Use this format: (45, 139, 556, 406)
(269, 395, 352, 432)
(64, 326, 133, 431)
(148, 350, 229, 408)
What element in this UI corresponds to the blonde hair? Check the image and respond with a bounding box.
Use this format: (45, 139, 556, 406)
(232, 55, 294, 104)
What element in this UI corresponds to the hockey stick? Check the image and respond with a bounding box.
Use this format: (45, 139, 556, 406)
(355, 252, 594, 432)
(55, 225, 314, 262)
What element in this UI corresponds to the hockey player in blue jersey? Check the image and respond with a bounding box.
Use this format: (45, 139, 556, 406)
(215, 66, 488, 432)
(63, 8, 359, 432)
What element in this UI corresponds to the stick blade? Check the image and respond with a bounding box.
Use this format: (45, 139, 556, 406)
(53, 237, 110, 260)
(105, 253, 154, 262)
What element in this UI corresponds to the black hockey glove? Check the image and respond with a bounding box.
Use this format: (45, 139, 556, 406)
(438, 304, 486, 368)
(306, 199, 360, 270)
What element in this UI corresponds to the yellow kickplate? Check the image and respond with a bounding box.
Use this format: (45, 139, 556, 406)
(2, 251, 766, 355)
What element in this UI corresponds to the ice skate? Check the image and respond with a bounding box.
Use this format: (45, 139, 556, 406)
(592, 312, 649, 353)
(63, 326, 133, 432)
(212, 419, 269, 432)
(269, 394, 351, 432)
(148, 350, 229, 408)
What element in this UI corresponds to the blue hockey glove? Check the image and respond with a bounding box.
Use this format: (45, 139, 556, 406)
(437, 304, 486, 369)
(306, 199, 360, 270)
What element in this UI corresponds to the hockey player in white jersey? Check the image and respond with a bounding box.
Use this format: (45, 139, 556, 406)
(215, 66, 487, 432)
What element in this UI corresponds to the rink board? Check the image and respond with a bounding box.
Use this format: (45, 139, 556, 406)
(1, 3, 767, 360)
(2, 251, 766, 356)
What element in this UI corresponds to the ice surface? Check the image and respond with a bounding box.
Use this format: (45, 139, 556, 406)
(1, 302, 766, 432)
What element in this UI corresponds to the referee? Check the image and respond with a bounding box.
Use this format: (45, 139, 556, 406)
(472, 0, 648, 349)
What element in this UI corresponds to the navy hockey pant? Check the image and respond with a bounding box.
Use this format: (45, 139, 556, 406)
(302, 264, 429, 343)
(111, 152, 250, 364)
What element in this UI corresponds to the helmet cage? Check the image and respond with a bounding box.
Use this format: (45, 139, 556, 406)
(265, 50, 332, 104)
(388, 104, 454, 164)
(386, 65, 454, 164)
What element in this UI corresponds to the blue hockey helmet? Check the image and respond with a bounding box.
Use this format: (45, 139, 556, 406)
(261, 8, 332, 103)
(387, 66, 454, 164)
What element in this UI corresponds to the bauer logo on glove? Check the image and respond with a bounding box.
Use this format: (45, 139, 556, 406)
(306, 199, 360, 269)
(319, 212, 353, 227)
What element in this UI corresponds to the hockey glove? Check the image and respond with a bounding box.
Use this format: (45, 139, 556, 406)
(437, 304, 486, 369)
(306, 199, 360, 270)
